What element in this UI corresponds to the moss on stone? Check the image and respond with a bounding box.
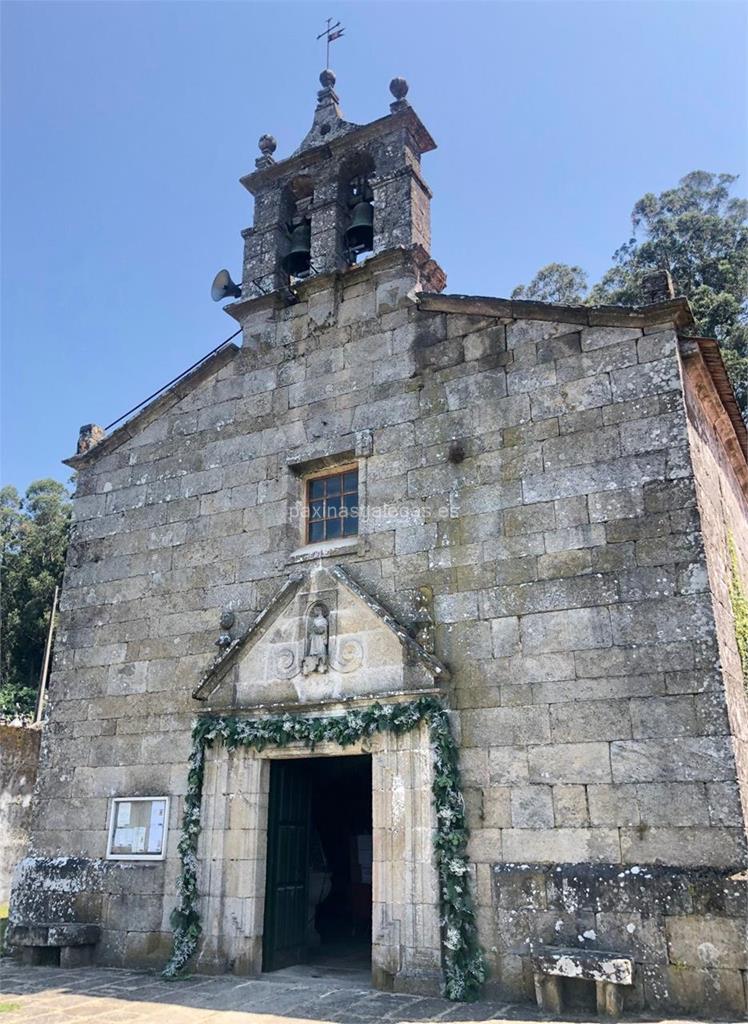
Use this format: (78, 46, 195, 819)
(727, 533, 748, 692)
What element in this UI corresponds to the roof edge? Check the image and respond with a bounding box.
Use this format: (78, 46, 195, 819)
(679, 336, 748, 464)
(417, 292, 695, 330)
(64, 343, 240, 470)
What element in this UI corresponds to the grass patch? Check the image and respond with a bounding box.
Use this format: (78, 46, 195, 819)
(0, 1004, 20, 1014)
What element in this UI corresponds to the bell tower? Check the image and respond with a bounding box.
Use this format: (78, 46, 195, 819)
(233, 70, 442, 302)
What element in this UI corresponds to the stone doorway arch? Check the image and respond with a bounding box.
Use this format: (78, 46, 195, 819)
(195, 723, 442, 994)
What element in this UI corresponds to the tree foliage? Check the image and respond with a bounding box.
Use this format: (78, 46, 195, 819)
(511, 262, 588, 305)
(0, 479, 71, 717)
(513, 172, 748, 413)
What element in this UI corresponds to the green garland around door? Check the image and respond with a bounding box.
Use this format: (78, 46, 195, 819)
(163, 695, 486, 1001)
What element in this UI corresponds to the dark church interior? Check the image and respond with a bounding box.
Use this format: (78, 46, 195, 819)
(307, 755, 372, 967)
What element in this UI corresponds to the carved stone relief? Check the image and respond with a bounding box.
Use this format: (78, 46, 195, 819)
(302, 603, 330, 675)
(198, 565, 447, 709)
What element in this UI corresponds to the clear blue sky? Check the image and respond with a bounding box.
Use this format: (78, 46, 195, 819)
(2, 0, 746, 492)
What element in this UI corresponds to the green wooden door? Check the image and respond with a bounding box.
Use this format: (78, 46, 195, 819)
(262, 759, 311, 971)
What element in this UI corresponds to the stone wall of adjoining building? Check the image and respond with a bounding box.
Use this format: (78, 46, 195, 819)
(491, 862, 747, 1015)
(11, 248, 747, 1009)
(682, 344, 748, 835)
(9, 854, 172, 967)
(0, 724, 41, 906)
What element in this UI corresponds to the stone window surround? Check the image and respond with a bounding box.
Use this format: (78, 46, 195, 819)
(105, 796, 170, 862)
(303, 462, 359, 544)
(286, 430, 373, 564)
(195, 722, 442, 993)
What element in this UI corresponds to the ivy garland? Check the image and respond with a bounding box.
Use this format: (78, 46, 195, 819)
(162, 695, 486, 1001)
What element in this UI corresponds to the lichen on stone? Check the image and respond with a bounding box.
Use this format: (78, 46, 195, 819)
(727, 532, 748, 693)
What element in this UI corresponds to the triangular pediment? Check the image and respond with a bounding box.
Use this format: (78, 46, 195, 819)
(193, 565, 447, 709)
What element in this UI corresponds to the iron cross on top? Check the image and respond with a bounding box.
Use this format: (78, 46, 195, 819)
(317, 17, 345, 68)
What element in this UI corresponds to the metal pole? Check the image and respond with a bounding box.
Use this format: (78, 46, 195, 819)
(33, 585, 58, 724)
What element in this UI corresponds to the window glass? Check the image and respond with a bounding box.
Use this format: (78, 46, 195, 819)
(107, 797, 169, 860)
(306, 468, 358, 543)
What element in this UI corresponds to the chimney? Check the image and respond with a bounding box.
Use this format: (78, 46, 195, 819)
(77, 423, 105, 454)
(641, 269, 675, 304)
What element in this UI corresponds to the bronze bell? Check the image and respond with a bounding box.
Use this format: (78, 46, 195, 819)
(344, 200, 374, 253)
(282, 220, 311, 276)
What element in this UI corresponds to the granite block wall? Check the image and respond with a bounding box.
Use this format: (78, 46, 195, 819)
(11, 248, 748, 1010)
(0, 725, 41, 906)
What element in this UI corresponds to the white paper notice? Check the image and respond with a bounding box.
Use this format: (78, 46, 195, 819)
(113, 827, 134, 851)
(147, 824, 164, 853)
(131, 827, 146, 854)
(147, 801, 165, 853)
(116, 802, 131, 827)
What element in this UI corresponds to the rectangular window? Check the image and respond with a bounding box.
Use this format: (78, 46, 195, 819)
(106, 797, 169, 861)
(306, 467, 358, 543)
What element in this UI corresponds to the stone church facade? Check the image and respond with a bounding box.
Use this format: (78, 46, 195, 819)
(9, 71, 748, 1014)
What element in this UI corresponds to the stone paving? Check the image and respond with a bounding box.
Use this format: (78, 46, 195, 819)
(0, 962, 711, 1024)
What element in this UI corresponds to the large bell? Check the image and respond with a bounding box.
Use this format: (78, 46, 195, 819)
(344, 201, 374, 253)
(282, 221, 311, 276)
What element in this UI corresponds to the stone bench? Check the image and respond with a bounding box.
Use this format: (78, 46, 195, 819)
(7, 922, 100, 968)
(531, 946, 634, 1019)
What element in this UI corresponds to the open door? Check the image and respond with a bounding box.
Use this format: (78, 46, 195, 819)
(262, 759, 311, 971)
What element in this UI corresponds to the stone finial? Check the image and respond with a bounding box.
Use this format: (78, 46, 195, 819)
(319, 68, 336, 90)
(389, 76, 410, 113)
(641, 269, 675, 304)
(76, 424, 105, 455)
(255, 134, 277, 169)
(290, 68, 345, 151)
(316, 68, 339, 109)
(390, 77, 409, 100)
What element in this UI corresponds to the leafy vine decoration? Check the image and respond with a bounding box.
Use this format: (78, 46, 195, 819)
(162, 696, 486, 1001)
